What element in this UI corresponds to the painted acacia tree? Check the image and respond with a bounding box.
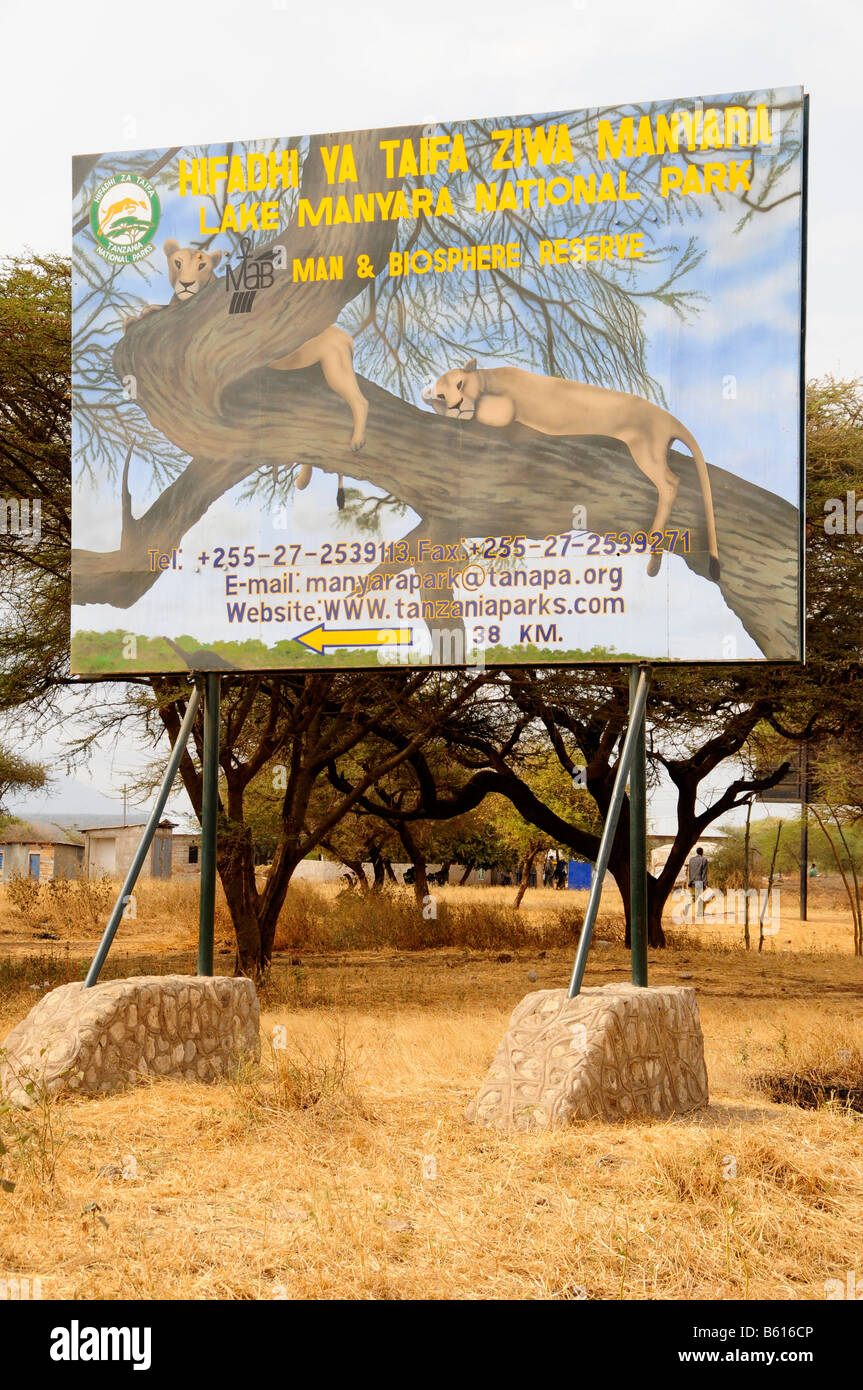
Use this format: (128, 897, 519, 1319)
(71, 95, 803, 657)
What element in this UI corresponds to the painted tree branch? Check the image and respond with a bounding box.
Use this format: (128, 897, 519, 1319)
(73, 364, 799, 659)
(111, 127, 423, 439)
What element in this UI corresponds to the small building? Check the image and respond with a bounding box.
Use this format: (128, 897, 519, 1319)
(83, 820, 175, 880)
(0, 821, 84, 881)
(648, 830, 727, 882)
(172, 832, 201, 876)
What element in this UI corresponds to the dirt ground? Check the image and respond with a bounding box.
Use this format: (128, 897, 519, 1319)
(1, 879, 861, 1300)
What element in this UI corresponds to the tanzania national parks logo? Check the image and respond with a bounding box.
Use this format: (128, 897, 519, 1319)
(89, 173, 160, 264)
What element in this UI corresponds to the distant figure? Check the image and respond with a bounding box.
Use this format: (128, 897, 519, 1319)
(554, 860, 567, 890)
(808, 862, 819, 879)
(688, 846, 708, 920)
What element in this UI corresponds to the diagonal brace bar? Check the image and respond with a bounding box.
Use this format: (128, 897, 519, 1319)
(568, 669, 650, 998)
(83, 685, 201, 989)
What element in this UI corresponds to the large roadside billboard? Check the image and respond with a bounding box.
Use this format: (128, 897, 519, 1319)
(71, 85, 806, 672)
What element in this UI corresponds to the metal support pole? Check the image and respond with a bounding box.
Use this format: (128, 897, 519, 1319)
(629, 665, 650, 987)
(197, 673, 220, 976)
(800, 743, 809, 923)
(568, 669, 650, 998)
(83, 685, 201, 988)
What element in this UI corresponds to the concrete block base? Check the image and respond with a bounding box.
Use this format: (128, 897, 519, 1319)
(465, 983, 708, 1132)
(1, 975, 260, 1105)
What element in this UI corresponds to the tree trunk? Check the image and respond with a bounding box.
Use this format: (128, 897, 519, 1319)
(340, 857, 369, 891)
(398, 823, 428, 908)
(646, 884, 667, 949)
(514, 851, 540, 910)
(759, 821, 783, 953)
(217, 820, 263, 977)
(370, 849, 385, 892)
(458, 860, 475, 886)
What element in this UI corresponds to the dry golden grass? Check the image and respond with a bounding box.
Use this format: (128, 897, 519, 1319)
(1, 878, 862, 1300)
(2, 869, 856, 960)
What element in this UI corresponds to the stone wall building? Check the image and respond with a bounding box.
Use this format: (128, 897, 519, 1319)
(172, 832, 202, 877)
(0, 822, 84, 881)
(83, 820, 175, 880)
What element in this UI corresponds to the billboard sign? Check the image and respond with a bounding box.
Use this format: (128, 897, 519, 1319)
(71, 85, 806, 673)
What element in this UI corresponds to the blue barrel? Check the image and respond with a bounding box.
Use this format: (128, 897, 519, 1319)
(567, 860, 593, 890)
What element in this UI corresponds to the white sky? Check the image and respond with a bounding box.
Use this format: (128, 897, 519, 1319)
(3, 0, 861, 822)
(3, 0, 860, 374)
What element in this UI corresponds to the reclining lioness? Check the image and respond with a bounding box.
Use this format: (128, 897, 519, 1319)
(422, 358, 719, 578)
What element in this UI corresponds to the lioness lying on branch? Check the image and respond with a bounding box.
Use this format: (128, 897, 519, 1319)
(423, 358, 720, 579)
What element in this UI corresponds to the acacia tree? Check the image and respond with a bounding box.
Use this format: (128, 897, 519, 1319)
(147, 668, 488, 974)
(326, 665, 796, 945)
(0, 254, 71, 712)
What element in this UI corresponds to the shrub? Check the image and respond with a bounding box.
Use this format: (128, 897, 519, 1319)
(6, 874, 42, 926)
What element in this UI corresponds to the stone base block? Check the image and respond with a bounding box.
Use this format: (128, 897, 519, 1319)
(465, 983, 708, 1132)
(1, 975, 260, 1105)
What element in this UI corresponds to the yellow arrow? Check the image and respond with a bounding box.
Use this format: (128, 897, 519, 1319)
(294, 623, 414, 654)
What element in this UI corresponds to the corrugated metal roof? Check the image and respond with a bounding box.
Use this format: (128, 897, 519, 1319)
(83, 819, 175, 834)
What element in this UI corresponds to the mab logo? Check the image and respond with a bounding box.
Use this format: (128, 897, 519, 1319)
(225, 236, 286, 314)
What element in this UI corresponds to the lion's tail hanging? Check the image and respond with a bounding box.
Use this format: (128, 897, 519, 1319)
(336, 474, 345, 510)
(672, 425, 720, 582)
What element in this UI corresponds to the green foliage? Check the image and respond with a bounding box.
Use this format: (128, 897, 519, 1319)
(0, 253, 71, 712)
(0, 753, 46, 813)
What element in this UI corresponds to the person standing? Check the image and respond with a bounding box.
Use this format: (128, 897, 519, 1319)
(687, 846, 708, 920)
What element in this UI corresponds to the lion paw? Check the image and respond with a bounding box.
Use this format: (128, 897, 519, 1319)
(350, 436, 366, 453)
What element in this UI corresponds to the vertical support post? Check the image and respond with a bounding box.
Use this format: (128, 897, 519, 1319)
(568, 669, 650, 998)
(198, 673, 220, 977)
(800, 742, 809, 922)
(629, 665, 649, 987)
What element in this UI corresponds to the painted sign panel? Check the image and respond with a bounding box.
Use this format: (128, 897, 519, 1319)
(71, 85, 806, 672)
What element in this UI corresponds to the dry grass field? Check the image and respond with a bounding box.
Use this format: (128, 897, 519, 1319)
(1, 876, 862, 1301)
